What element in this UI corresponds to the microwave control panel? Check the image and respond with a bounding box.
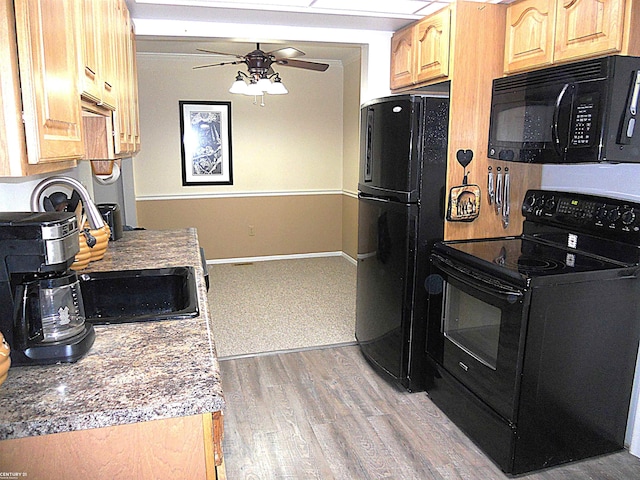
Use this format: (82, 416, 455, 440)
(570, 93, 599, 147)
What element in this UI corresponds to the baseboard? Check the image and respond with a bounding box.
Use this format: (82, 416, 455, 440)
(218, 341, 358, 361)
(207, 251, 357, 265)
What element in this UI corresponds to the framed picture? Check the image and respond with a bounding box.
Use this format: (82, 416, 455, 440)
(179, 101, 233, 185)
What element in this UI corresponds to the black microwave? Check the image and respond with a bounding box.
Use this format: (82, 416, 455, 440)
(488, 55, 640, 164)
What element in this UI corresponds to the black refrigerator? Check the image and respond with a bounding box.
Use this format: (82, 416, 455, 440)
(355, 94, 449, 391)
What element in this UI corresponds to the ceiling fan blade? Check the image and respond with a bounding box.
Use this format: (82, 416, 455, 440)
(276, 59, 329, 72)
(193, 60, 243, 70)
(196, 48, 245, 59)
(267, 47, 305, 59)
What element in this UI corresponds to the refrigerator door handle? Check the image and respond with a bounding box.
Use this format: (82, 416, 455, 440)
(358, 192, 392, 203)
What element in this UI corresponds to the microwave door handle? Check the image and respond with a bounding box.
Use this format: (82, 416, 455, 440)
(553, 83, 572, 156)
(618, 70, 640, 144)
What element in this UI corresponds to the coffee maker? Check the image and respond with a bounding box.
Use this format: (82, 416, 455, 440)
(0, 212, 95, 366)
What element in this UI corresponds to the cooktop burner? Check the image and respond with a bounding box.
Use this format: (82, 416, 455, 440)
(515, 256, 563, 273)
(443, 237, 626, 280)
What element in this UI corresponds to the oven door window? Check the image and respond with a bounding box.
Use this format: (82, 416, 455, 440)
(442, 283, 501, 370)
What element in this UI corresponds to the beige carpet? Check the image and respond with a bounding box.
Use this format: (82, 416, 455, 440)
(207, 256, 357, 358)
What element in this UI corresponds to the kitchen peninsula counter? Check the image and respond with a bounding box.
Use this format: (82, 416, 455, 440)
(0, 228, 225, 443)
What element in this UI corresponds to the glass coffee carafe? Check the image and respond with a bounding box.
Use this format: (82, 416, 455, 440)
(37, 273, 87, 342)
(19, 272, 88, 344)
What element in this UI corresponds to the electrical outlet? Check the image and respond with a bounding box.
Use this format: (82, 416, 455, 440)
(248, 225, 255, 236)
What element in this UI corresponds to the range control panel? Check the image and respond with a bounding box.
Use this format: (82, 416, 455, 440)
(522, 190, 640, 242)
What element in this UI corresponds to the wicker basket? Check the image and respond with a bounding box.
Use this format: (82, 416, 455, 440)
(0, 332, 10, 387)
(71, 224, 111, 271)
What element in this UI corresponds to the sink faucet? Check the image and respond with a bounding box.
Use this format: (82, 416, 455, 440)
(30, 176, 105, 229)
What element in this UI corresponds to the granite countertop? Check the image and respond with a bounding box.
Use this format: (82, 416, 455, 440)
(0, 228, 225, 441)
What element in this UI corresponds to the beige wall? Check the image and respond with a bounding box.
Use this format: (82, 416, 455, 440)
(341, 55, 361, 260)
(134, 50, 361, 260)
(134, 53, 344, 197)
(137, 195, 342, 260)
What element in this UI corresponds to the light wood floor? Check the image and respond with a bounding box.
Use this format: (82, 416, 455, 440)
(219, 345, 640, 480)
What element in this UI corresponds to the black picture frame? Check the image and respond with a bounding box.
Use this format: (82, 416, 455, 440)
(179, 101, 233, 185)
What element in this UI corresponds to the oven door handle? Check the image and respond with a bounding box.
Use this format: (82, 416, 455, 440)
(431, 253, 524, 304)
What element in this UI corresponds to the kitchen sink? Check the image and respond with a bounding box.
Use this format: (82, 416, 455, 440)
(79, 267, 199, 324)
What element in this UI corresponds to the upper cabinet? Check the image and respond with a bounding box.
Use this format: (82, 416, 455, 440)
(113, 0, 140, 156)
(504, 0, 556, 72)
(390, 6, 451, 89)
(505, 0, 640, 74)
(78, 0, 117, 110)
(14, 0, 85, 167)
(390, 26, 414, 90)
(555, 0, 626, 61)
(414, 8, 451, 85)
(0, 0, 139, 177)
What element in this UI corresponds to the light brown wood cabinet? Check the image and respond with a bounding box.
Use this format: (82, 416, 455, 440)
(390, 26, 414, 90)
(390, 6, 451, 89)
(504, 0, 556, 72)
(414, 8, 451, 85)
(4, 0, 85, 175)
(505, 0, 640, 74)
(0, 0, 140, 177)
(78, 0, 117, 110)
(113, 0, 141, 156)
(0, 412, 226, 480)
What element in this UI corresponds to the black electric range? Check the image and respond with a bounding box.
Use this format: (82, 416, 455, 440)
(425, 190, 640, 475)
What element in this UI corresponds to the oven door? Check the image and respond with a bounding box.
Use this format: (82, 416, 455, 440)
(427, 253, 529, 421)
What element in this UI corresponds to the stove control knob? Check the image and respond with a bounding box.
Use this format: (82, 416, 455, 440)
(522, 195, 541, 216)
(544, 197, 556, 212)
(523, 194, 537, 210)
(595, 206, 608, 222)
(621, 208, 636, 226)
(607, 207, 621, 223)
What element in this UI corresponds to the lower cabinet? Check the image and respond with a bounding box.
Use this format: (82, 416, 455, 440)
(0, 412, 226, 480)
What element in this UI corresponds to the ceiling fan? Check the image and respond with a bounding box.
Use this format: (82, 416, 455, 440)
(193, 43, 330, 76)
(194, 43, 330, 104)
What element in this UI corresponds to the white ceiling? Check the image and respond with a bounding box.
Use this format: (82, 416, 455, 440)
(129, 0, 511, 62)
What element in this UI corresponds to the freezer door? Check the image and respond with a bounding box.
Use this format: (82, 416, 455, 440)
(356, 196, 418, 382)
(360, 97, 420, 201)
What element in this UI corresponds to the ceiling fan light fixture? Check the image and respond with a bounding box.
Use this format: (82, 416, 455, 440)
(229, 72, 248, 94)
(256, 77, 272, 92)
(267, 76, 288, 95)
(244, 81, 263, 96)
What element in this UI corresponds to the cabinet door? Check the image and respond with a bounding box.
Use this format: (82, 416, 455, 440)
(78, 0, 117, 110)
(98, 0, 118, 110)
(14, 0, 84, 163)
(113, 0, 140, 156)
(554, 0, 625, 62)
(414, 8, 451, 85)
(78, 0, 102, 104)
(390, 26, 414, 90)
(504, 0, 556, 73)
